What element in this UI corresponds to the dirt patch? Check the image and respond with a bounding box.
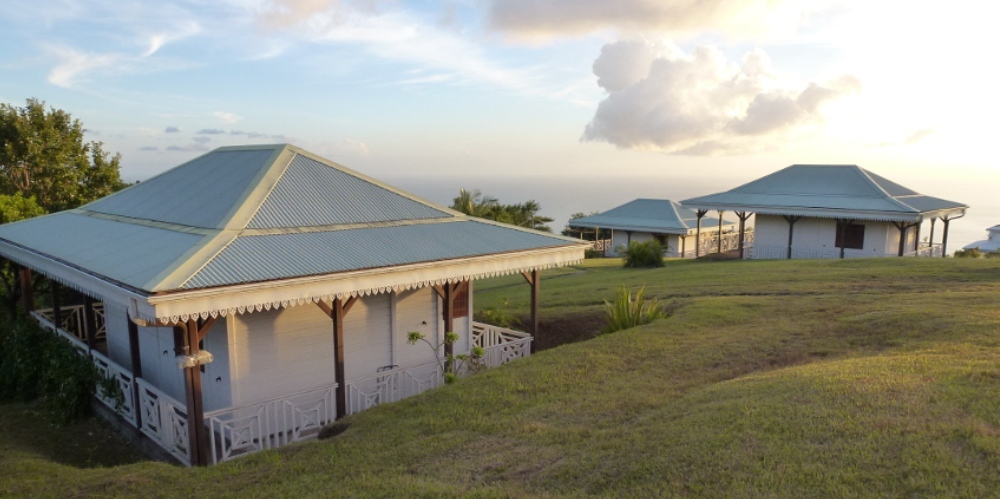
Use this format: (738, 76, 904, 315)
(526, 310, 605, 351)
(318, 421, 350, 440)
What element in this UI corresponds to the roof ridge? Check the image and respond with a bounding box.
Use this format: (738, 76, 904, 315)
(853, 165, 916, 210)
(667, 200, 687, 229)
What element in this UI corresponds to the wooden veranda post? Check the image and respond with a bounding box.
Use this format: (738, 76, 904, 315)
(941, 217, 951, 257)
(929, 218, 936, 249)
(432, 283, 462, 373)
(914, 220, 922, 253)
(317, 296, 357, 419)
(18, 267, 33, 312)
(695, 210, 708, 257)
(175, 317, 217, 466)
(836, 219, 854, 259)
(127, 317, 143, 427)
(716, 211, 724, 254)
(83, 295, 98, 351)
(736, 211, 752, 259)
(783, 215, 801, 260)
(522, 270, 539, 352)
(50, 281, 62, 332)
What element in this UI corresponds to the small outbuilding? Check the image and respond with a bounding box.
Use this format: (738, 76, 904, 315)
(0, 144, 587, 465)
(682, 165, 967, 259)
(963, 225, 1000, 253)
(568, 199, 743, 258)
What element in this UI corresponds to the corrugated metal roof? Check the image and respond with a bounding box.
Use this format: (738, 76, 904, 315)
(247, 154, 450, 228)
(184, 220, 571, 288)
(0, 144, 583, 295)
(85, 148, 278, 229)
(0, 212, 206, 289)
(569, 199, 738, 234)
(682, 165, 966, 219)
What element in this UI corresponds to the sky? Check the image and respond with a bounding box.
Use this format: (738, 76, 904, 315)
(0, 0, 997, 246)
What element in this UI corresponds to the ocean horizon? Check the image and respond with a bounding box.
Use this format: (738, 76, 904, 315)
(388, 174, 995, 254)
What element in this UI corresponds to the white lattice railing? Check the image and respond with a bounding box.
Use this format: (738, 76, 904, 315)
(32, 303, 106, 344)
(472, 322, 532, 368)
(204, 383, 337, 464)
(744, 244, 940, 260)
(30, 310, 88, 353)
(136, 378, 190, 466)
(91, 351, 137, 426)
(346, 362, 443, 416)
(904, 243, 943, 258)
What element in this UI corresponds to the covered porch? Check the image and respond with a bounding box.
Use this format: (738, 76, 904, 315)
(31, 295, 532, 466)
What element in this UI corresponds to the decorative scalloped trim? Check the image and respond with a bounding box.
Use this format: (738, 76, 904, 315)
(155, 259, 583, 325)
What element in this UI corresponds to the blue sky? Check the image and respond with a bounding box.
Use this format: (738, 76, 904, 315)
(1, 0, 997, 242)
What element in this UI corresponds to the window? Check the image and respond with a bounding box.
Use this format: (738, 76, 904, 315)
(835, 222, 865, 250)
(453, 282, 469, 318)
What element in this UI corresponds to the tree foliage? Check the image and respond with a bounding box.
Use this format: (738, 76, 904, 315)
(562, 211, 612, 240)
(451, 188, 554, 232)
(0, 98, 126, 311)
(0, 98, 125, 213)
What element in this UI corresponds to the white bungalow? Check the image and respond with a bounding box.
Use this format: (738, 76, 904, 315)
(681, 165, 967, 259)
(963, 225, 1000, 253)
(0, 144, 586, 466)
(568, 199, 745, 258)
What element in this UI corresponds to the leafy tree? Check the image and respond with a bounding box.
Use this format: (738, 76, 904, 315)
(451, 188, 553, 232)
(0, 98, 124, 213)
(0, 98, 126, 311)
(562, 211, 611, 240)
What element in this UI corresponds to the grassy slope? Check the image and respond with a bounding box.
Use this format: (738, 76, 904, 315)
(4, 258, 1000, 497)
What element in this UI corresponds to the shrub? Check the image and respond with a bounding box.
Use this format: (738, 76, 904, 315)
(953, 248, 981, 258)
(622, 241, 665, 268)
(0, 313, 99, 424)
(602, 285, 663, 334)
(584, 248, 604, 259)
(475, 297, 522, 329)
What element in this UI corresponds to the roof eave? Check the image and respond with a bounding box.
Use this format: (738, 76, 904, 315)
(146, 244, 586, 324)
(679, 203, 966, 222)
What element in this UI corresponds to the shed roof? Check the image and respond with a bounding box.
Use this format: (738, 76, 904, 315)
(681, 165, 967, 221)
(569, 199, 737, 234)
(0, 144, 585, 323)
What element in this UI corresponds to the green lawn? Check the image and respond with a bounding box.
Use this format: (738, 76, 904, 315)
(4, 258, 1000, 497)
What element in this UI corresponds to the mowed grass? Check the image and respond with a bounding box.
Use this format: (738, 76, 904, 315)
(5, 258, 1000, 497)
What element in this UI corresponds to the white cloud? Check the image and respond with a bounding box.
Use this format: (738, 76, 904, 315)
(487, 0, 824, 41)
(46, 45, 120, 88)
(582, 39, 859, 155)
(213, 111, 243, 124)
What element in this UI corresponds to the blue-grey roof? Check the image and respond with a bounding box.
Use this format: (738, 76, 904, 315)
(0, 144, 582, 294)
(247, 154, 450, 228)
(84, 148, 278, 229)
(185, 220, 570, 289)
(569, 199, 737, 234)
(681, 165, 967, 221)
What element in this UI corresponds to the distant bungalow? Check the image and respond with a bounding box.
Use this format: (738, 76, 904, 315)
(963, 225, 1000, 253)
(682, 165, 967, 259)
(568, 199, 741, 258)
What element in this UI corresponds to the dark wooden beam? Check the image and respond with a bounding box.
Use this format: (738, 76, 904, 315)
(717, 211, 724, 254)
(522, 270, 540, 352)
(836, 219, 854, 259)
(317, 296, 359, 419)
(51, 281, 62, 332)
(681, 234, 686, 258)
(783, 215, 801, 260)
(929, 218, 936, 248)
(127, 317, 143, 427)
(914, 220, 922, 253)
(177, 319, 209, 466)
(941, 217, 951, 257)
(892, 221, 907, 257)
(695, 209, 708, 257)
(83, 295, 98, 351)
(18, 267, 33, 312)
(736, 211, 752, 259)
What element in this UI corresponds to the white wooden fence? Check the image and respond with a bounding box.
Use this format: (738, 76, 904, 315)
(472, 322, 532, 367)
(205, 383, 337, 464)
(136, 378, 191, 466)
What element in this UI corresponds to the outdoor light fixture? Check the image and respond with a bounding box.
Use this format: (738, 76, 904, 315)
(176, 350, 214, 369)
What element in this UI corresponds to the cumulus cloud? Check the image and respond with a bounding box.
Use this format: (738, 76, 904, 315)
(139, 146, 159, 151)
(192, 136, 211, 143)
(165, 126, 180, 133)
(487, 0, 812, 40)
(581, 39, 859, 155)
(197, 128, 226, 135)
(231, 130, 287, 140)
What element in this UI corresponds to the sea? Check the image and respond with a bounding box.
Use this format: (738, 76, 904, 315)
(387, 174, 996, 253)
